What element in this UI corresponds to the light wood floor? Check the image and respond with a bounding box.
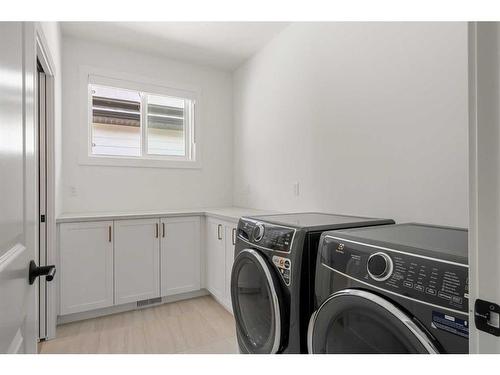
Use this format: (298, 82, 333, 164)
(39, 296, 238, 354)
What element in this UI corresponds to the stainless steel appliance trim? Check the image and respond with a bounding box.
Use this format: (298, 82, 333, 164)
(325, 235, 468, 268)
(307, 289, 439, 354)
(237, 248, 282, 354)
(321, 263, 468, 316)
(307, 309, 318, 354)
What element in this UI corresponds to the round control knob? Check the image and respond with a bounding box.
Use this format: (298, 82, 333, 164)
(253, 224, 265, 242)
(367, 252, 393, 281)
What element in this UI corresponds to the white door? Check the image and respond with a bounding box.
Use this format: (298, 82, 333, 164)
(115, 218, 160, 304)
(160, 216, 201, 296)
(468, 22, 500, 353)
(59, 221, 114, 315)
(206, 219, 225, 300)
(224, 223, 237, 308)
(0, 22, 37, 354)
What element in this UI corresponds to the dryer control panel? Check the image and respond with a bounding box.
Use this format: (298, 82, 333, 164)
(320, 235, 469, 313)
(237, 218, 296, 253)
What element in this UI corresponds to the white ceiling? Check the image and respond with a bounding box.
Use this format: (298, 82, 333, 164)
(61, 22, 289, 70)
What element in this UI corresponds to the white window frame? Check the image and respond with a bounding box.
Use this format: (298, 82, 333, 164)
(79, 66, 202, 169)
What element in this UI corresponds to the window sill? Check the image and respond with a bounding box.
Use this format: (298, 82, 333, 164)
(78, 155, 202, 169)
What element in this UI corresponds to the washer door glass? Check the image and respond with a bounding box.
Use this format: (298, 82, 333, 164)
(231, 249, 283, 353)
(309, 289, 439, 354)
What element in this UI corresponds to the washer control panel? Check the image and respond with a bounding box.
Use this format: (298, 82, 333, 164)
(272, 255, 291, 285)
(237, 219, 295, 253)
(320, 236, 469, 313)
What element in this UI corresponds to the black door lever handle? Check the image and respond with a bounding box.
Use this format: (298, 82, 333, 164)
(29, 260, 56, 285)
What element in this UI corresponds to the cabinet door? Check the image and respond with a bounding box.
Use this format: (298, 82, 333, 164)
(206, 218, 225, 300)
(114, 219, 160, 305)
(59, 221, 113, 315)
(160, 216, 201, 297)
(224, 222, 237, 309)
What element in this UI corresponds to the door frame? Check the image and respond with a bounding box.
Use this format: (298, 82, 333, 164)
(33, 23, 57, 341)
(468, 21, 500, 354)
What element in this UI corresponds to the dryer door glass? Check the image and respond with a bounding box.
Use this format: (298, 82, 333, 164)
(309, 289, 439, 354)
(231, 249, 283, 353)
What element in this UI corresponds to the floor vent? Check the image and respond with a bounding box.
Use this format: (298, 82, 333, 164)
(137, 297, 162, 308)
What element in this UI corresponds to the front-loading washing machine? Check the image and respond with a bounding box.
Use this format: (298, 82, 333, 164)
(230, 212, 394, 354)
(308, 223, 468, 354)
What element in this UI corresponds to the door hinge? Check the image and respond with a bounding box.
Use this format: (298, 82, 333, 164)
(40, 214, 46, 223)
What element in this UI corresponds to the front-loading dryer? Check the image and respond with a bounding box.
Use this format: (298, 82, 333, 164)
(230, 213, 394, 354)
(308, 223, 468, 354)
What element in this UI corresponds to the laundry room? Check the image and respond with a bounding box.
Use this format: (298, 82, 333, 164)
(1, 1, 500, 372)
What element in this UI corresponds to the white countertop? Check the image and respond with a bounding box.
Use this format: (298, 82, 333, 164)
(201, 207, 278, 222)
(56, 206, 277, 224)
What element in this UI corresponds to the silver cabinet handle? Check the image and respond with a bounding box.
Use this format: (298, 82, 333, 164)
(232, 228, 236, 245)
(108, 225, 112, 242)
(217, 224, 222, 240)
(162, 222, 165, 238)
(155, 223, 159, 238)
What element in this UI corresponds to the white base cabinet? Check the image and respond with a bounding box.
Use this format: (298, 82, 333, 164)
(206, 218, 226, 301)
(205, 217, 237, 312)
(59, 221, 114, 315)
(58, 216, 201, 316)
(58, 213, 242, 318)
(114, 218, 160, 305)
(161, 216, 201, 296)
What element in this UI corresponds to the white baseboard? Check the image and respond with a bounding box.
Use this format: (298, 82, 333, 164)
(56, 289, 209, 326)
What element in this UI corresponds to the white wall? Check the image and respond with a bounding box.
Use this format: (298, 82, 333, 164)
(233, 22, 469, 227)
(61, 36, 233, 213)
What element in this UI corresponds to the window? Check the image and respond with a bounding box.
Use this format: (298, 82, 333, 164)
(88, 77, 197, 165)
(91, 86, 141, 157)
(146, 94, 187, 156)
